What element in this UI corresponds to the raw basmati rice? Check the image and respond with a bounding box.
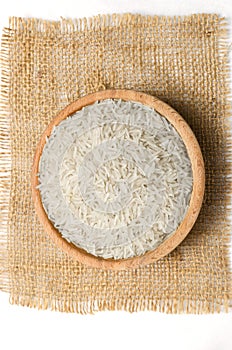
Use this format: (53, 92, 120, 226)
(38, 99, 193, 259)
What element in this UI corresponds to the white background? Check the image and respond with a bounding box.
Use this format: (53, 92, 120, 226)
(0, 1, 232, 350)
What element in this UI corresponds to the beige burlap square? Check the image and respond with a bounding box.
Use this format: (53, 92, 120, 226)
(0, 14, 231, 313)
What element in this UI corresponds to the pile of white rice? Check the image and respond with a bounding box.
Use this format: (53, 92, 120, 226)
(38, 99, 193, 259)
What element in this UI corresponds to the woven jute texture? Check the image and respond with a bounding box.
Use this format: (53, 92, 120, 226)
(0, 14, 232, 313)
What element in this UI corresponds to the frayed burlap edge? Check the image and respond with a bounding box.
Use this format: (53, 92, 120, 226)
(0, 25, 12, 293)
(0, 14, 232, 314)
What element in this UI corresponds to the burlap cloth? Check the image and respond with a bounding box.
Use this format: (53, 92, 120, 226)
(0, 14, 232, 313)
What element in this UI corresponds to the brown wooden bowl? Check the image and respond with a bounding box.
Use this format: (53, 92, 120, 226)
(31, 89, 205, 270)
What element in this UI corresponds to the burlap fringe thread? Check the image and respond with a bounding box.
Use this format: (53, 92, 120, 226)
(0, 14, 232, 314)
(8, 295, 231, 314)
(0, 26, 11, 294)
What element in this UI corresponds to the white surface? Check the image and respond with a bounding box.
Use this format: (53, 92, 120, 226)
(0, 1, 232, 350)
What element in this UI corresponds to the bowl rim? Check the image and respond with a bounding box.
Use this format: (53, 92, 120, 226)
(31, 89, 205, 270)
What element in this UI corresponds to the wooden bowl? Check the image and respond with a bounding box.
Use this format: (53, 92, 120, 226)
(31, 89, 205, 270)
